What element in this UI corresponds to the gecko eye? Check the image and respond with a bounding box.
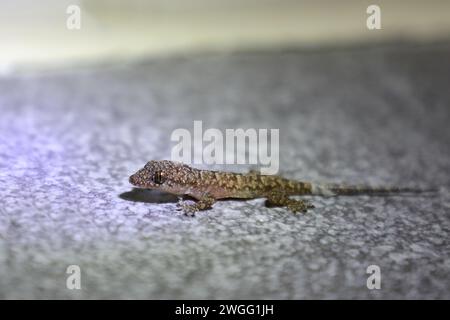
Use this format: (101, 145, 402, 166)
(153, 171, 164, 185)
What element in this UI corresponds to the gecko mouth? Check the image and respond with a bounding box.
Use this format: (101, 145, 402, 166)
(129, 174, 138, 186)
(129, 173, 146, 187)
(129, 170, 155, 189)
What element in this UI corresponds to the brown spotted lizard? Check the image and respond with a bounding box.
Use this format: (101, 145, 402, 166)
(129, 160, 430, 216)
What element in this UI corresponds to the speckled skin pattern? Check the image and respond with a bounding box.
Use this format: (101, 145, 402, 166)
(130, 160, 428, 215)
(0, 44, 449, 299)
(130, 160, 315, 214)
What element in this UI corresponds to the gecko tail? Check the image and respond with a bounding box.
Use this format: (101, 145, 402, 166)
(309, 183, 437, 196)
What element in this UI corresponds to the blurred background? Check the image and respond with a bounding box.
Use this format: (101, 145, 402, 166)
(1, 0, 449, 299)
(1, 0, 450, 72)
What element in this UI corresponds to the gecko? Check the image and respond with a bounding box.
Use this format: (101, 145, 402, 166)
(129, 160, 431, 216)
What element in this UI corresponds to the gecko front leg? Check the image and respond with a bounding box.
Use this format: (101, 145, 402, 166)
(177, 194, 216, 216)
(266, 191, 315, 213)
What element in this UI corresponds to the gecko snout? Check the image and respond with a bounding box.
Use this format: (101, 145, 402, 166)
(129, 174, 138, 185)
(129, 169, 149, 187)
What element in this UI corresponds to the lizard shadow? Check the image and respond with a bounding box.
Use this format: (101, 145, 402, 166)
(119, 189, 254, 205)
(119, 188, 179, 204)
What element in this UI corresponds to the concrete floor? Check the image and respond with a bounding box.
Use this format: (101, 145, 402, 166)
(0, 43, 449, 299)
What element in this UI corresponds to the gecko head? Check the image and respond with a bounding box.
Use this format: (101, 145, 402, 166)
(129, 160, 186, 191)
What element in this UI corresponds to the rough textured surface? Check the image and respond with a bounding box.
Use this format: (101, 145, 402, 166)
(0, 44, 449, 299)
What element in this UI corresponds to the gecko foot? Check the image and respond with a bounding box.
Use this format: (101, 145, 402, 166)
(266, 192, 315, 214)
(286, 200, 315, 213)
(176, 200, 198, 216)
(176, 195, 216, 216)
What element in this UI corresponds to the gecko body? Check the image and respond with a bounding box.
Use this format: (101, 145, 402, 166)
(129, 160, 428, 215)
